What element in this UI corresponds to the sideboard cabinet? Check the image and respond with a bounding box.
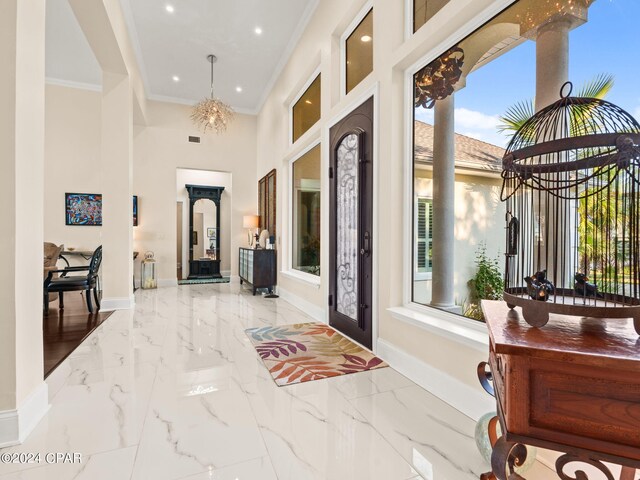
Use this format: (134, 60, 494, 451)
(239, 248, 276, 295)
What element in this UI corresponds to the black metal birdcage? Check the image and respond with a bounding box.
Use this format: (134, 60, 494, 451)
(501, 82, 640, 333)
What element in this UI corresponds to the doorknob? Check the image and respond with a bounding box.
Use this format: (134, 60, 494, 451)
(360, 231, 371, 256)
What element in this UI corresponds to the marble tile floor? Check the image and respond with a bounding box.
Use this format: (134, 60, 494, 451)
(0, 284, 558, 480)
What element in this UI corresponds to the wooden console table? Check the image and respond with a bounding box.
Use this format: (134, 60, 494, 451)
(239, 248, 276, 295)
(478, 300, 640, 480)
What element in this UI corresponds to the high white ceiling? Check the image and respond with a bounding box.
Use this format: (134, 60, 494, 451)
(45, 0, 317, 113)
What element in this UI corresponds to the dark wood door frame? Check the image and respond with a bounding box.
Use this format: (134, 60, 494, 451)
(328, 97, 374, 349)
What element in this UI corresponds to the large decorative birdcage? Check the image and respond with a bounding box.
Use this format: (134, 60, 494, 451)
(501, 82, 640, 334)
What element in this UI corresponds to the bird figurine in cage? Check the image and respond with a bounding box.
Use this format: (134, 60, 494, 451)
(574, 273, 603, 299)
(524, 270, 555, 302)
(500, 82, 640, 334)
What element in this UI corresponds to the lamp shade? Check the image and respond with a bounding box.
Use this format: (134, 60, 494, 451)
(243, 215, 259, 229)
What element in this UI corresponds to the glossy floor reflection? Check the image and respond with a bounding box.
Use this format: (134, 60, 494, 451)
(1, 284, 556, 480)
(43, 292, 113, 377)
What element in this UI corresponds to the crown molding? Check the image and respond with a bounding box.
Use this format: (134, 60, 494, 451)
(45, 77, 102, 92)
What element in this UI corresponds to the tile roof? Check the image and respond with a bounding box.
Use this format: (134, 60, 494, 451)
(414, 120, 505, 173)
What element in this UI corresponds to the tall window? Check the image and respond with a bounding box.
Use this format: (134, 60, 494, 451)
(292, 75, 321, 143)
(292, 145, 321, 276)
(410, 0, 636, 320)
(345, 9, 373, 94)
(413, 0, 450, 33)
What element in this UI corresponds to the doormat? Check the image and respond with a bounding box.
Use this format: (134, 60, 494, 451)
(178, 277, 230, 285)
(245, 322, 387, 386)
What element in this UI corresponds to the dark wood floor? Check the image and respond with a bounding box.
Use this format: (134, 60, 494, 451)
(43, 292, 113, 378)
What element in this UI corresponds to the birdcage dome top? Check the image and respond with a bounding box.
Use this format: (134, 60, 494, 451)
(501, 82, 640, 200)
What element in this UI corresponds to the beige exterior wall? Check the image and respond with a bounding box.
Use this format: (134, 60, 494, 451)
(413, 169, 505, 308)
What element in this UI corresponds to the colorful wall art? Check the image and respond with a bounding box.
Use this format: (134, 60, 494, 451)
(65, 193, 102, 226)
(133, 195, 139, 226)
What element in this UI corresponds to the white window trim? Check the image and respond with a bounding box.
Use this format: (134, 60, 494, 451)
(395, 0, 516, 346)
(280, 269, 321, 288)
(289, 66, 322, 147)
(286, 139, 322, 285)
(403, 0, 412, 41)
(340, 1, 374, 98)
(389, 304, 489, 353)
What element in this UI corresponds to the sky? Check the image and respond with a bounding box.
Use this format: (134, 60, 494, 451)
(414, 0, 640, 148)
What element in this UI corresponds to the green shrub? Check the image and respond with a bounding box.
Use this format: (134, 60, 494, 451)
(465, 244, 504, 321)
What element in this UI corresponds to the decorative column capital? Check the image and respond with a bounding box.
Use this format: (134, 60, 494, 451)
(520, 0, 590, 40)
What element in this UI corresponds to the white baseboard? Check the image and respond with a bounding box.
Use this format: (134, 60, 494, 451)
(135, 279, 178, 289)
(100, 295, 135, 311)
(376, 338, 494, 421)
(0, 382, 49, 448)
(277, 286, 326, 323)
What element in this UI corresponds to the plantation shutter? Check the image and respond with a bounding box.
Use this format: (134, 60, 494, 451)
(417, 198, 433, 273)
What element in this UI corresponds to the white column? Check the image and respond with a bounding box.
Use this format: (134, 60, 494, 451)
(100, 72, 134, 310)
(0, 0, 49, 445)
(535, 19, 571, 111)
(534, 19, 573, 286)
(430, 94, 456, 309)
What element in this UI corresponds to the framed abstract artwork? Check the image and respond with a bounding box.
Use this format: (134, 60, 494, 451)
(65, 193, 102, 226)
(207, 227, 215, 238)
(133, 195, 139, 226)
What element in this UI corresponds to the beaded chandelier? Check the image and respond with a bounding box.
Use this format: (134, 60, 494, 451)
(191, 54, 234, 134)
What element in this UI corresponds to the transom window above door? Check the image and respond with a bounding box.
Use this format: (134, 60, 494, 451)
(345, 8, 373, 94)
(292, 74, 321, 143)
(413, 0, 450, 33)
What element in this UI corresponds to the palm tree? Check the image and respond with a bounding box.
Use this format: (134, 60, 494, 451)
(497, 74, 614, 134)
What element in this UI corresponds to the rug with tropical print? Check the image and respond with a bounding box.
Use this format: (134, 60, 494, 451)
(245, 322, 387, 386)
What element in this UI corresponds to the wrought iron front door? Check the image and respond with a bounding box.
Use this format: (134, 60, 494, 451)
(329, 97, 373, 349)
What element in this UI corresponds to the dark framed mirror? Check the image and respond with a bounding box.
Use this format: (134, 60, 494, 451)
(185, 184, 224, 279)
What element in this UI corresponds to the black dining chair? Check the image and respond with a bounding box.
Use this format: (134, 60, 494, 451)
(44, 246, 102, 314)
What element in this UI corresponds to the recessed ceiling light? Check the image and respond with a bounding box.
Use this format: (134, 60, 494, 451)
(360, 35, 372, 42)
(236, 86, 243, 93)
(172, 75, 180, 82)
(165, 4, 174, 13)
(254, 27, 263, 35)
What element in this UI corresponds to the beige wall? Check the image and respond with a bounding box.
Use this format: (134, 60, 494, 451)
(413, 169, 505, 307)
(0, 0, 47, 413)
(43, 87, 257, 285)
(133, 100, 257, 283)
(44, 84, 102, 253)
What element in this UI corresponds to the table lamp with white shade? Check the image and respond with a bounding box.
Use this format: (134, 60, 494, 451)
(243, 215, 260, 247)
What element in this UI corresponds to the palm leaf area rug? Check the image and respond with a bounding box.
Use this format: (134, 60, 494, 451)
(245, 323, 387, 386)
